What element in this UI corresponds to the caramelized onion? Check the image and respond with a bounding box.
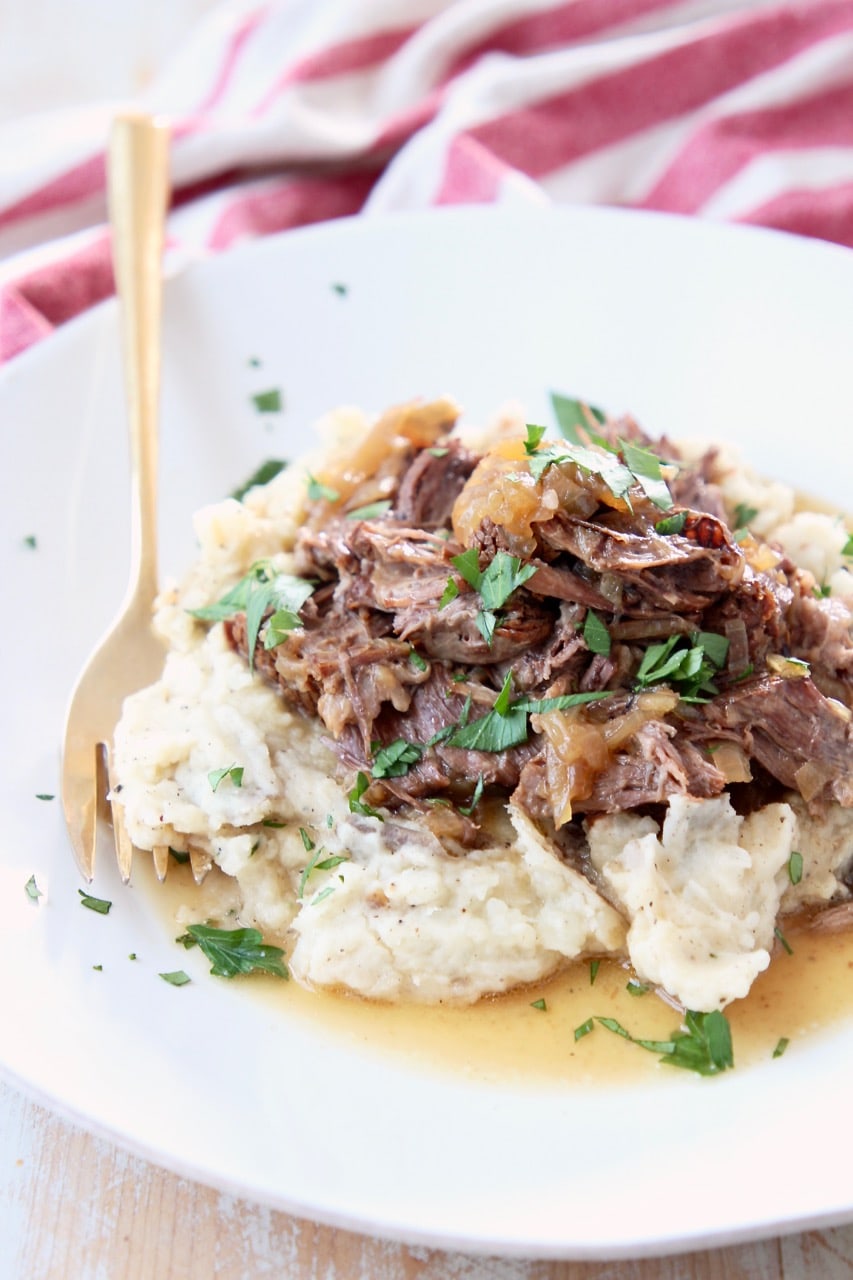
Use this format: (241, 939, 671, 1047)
(315, 398, 460, 505)
(708, 741, 752, 784)
(794, 760, 833, 802)
(452, 438, 599, 556)
(601, 689, 679, 750)
(723, 618, 750, 679)
(532, 710, 608, 827)
(532, 690, 678, 825)
(766, 653, 810, 679)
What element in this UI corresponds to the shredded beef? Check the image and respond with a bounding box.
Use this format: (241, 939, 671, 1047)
(393, 440, 478, 527)
(222, 403, 853, 839)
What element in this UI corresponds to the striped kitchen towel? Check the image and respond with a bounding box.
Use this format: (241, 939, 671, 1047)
(3, 0, 853, 364)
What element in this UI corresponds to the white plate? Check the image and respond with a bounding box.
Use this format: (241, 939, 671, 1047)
(2, 206, 852, 1259)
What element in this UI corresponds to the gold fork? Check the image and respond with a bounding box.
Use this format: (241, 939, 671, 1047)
(62, 112, 171, 883)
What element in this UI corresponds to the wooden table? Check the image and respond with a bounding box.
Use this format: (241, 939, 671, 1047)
(3, 1080, 851, 1280)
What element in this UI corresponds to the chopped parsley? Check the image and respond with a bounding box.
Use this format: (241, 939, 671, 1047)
(208, 764, 243, 791)
(250, 388, 282, 414)
(346, 500, 393, 520)
(443, 548, 537, 647)
(35, 793, 54, 801)
(530, 998, 547, 1011)
(574, 1018, 595, 1041)
(524, 423, 673, 511)
(626, 980, 650, 996)
(448, 676, 609, 753)
(732, 502, 759, 532)
(230, 459, 288, 501)
(160, 970, 191, 987)
(788, 851, 804, 885)
(78, 889, 112, 915)
(438, 577, 459, 609)
(634, 631, 728, 702)
(842, 533, 853, 557)
(22, 534, 37, 549)
(306, 474, 340, 503)
(409, 648, 428, 672)
(550, 392, 605, 443)
(654, 511, 687, 536)
(372, 739, 423, 779)
(619, 438, 672, 510)
(583, 609, 611, 656)
(331, 282, 349, 296)
(589, 959, 600, 985)
(772, 1037, 790, 1059)
(188, 559, 314, 668)
(774, 926, 794, 956)
(177, 923, 288, 979)
(299, 849, 349, 898)
(24, 875, 42, 903)
(595, 1009, 734, 1076)
(348, 772, 384, 820)
(458, 773, 485, 816)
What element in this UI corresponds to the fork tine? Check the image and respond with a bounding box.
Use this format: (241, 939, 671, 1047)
(111, 801, 135, 885)
(106, 748, 134, 883)
(189, 848, 212, 884)
(152, 845, 170, 881)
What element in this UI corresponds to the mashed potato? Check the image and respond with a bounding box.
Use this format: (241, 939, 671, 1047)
(112, 404, 853, 1012)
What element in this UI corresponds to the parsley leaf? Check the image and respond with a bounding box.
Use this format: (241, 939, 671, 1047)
(551, 392, 606, 444)
(595, 1009, 734, 1076)
(409, 648, 428, 672)
(372, 739, 423, 779)
(160, 970, 191, 987)
(251, 388, 282, 414)
(773, 1037, 790, 1059)
(348, 772, 384, 820)
(458, 773, 484, 816)
(788, 851, 804, 885)
(444, 549, 537, 647)
(208, 764, 243, 791)
(179, 923, 288, 979)
(230, 459, 287, 501)
(655, 511, 687, 536)
(583, 609, 611, 656)
(306, 474, 340, 503)
(299, 849, 349, 897)
(24, 875, 42, 903)
(188, 560, 314, 669)
(438, 577, 459, 609)
(78, 889, 112, 915)
(634, 631, 728, 702)
(346, 500, 393, 520)
(448, 678, 608, 752)
(732, 502, 759, 531)
(842, 533, 853, 557)
(619, 438, 673, 511)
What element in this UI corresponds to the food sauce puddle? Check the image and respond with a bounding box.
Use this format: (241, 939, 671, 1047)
(141, 859, 853, 1088)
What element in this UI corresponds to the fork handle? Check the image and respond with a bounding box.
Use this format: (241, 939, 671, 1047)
(108, 113, 171, 607)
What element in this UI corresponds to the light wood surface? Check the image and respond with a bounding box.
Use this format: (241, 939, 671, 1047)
(3, 1080, 852, 1280)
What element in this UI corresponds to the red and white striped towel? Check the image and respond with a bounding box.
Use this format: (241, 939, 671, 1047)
(3, 0, 853, 365)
